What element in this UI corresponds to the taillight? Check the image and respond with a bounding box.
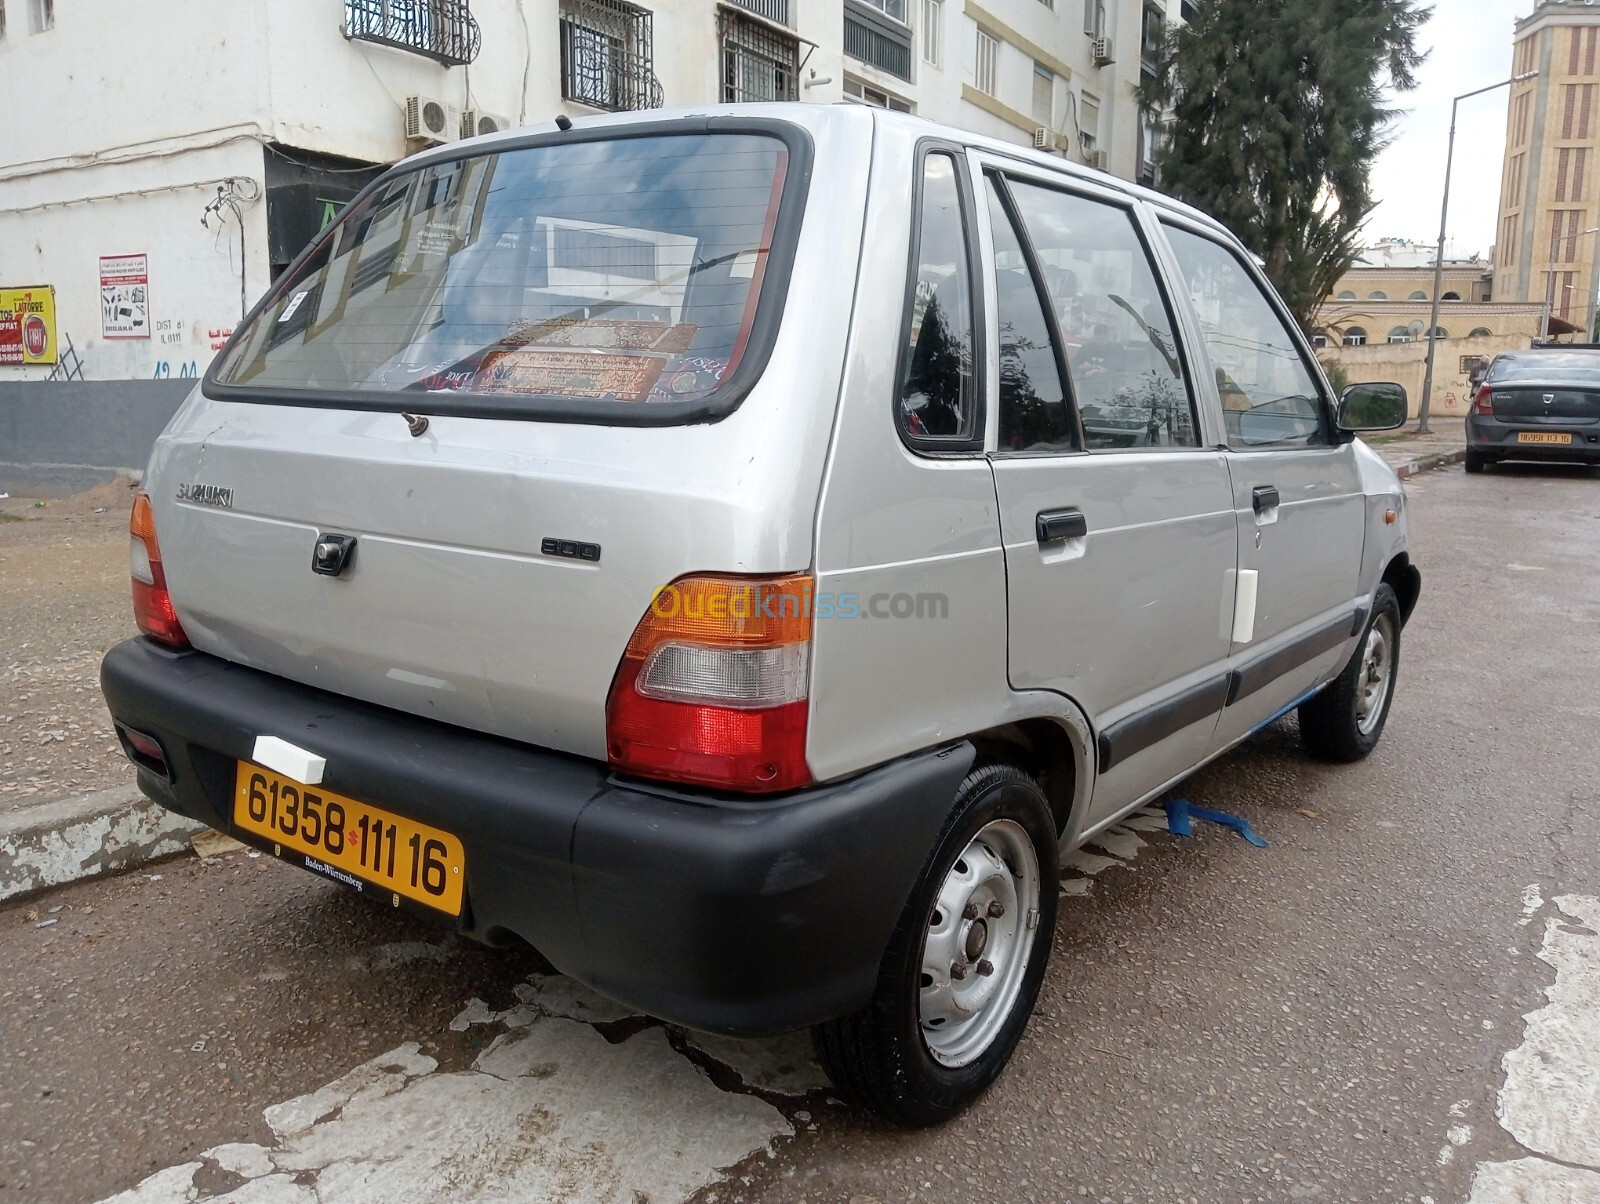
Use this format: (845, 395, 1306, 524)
(130, 492, 189, 648)
(1473, 385, 1495, 415)
(605, 574, 813, 793)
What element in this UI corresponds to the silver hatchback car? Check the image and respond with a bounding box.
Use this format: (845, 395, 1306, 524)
(101, 104, 1420, 1125)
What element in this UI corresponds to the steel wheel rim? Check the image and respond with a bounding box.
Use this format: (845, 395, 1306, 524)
(1355, 614, 1395, 736)
(917, 818, 1041, 1068)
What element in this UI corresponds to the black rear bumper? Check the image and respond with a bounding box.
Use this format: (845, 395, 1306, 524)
(1466, 415, 1600, 463)
(100, 638, 972, 1035)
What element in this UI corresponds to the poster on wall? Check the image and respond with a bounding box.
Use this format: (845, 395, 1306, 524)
(0, 285, 57, 366)
(100, 253, 150, 339)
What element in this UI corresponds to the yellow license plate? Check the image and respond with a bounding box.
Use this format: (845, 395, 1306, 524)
(1518, 431, 1573, 445)
(232, 762, 466, 915)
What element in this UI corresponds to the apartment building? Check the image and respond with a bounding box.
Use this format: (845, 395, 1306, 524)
(1493, 0, 1600, 336)
(0, 0, 1185, 380)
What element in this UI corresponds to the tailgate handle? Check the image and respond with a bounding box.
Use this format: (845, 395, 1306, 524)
(1252, 485, 1280, 513)
(1036, 508, 1088, 543)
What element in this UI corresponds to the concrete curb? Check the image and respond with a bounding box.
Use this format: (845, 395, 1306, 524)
(0, 785, 202, 903)
(1393, 448, 1467, 480)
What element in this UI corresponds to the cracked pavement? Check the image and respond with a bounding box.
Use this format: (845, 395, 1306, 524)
(1, 460, 1597, 1203)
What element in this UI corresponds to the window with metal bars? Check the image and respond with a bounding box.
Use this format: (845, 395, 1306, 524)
(845, 0, 913, 81)
(344, 0, 480, 66)
(725, 0, 791, 25)
(559, 0, 662, 112)
(721, 11, 800, 103)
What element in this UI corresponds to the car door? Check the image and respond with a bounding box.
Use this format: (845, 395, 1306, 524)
(1156, 219, 1368, 749)
(976, 158, 1237, 830)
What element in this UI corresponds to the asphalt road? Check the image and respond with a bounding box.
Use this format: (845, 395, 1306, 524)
(2, 461, 1597, 1204)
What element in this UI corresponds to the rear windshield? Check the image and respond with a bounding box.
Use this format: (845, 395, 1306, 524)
(1489, 351, 1600, 382)
(210, 132, 797, 419)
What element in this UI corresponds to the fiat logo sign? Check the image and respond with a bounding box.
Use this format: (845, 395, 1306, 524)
(21, 313, 48, 359)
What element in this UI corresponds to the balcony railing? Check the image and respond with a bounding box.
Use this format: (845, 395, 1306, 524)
(345, 0, 481, 66)
(724, 0, 791, 27)
(844, 0, 912, 82)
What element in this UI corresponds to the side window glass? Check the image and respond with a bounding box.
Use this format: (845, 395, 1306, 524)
(985, 179, 1077, 453)
(1162, 225, 1329, 450)
(1006, 180, 1197, 450)
(898, 153, 978, 444)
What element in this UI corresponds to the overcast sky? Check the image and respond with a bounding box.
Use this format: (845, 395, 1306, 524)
(1366, 0, 1531, 259)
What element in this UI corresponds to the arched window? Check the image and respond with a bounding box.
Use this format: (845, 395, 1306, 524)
(1337, 290, 1357, 301)
(1468, 326, 1493, 337)
(1387, 326, 1413, 343)
(1408, 290, 1428, 301)
(1442, 291, 1461, 301)
(1368, 290, 1389, 300)
(1311, 329, 1329, 347)
(1426, 326, 1448, 340)
(1343, 326, 1367, 346)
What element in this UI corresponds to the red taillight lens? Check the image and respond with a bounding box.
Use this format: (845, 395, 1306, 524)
(130, 492, 189, 648)
(605, 574, 813, 793)
(1473, 384, 1495, 415)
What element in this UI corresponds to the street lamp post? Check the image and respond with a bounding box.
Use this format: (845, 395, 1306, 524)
(1417, 71, 1539, 434)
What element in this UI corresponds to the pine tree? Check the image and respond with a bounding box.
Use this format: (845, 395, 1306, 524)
(1140, 0, 1429, 328)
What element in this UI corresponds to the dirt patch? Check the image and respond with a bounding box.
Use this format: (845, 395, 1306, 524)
(0, 477, 140, 814)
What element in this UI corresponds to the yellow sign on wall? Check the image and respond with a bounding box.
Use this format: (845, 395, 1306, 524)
(0, 285, 58, 365)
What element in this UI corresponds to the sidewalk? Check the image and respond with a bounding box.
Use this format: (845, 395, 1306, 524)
(0, 481, 199, 903)
(1362, 416, 1467, 479)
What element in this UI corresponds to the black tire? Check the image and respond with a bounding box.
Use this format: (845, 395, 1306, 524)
(811, 762, 1059, 1127)
(1299, 583, 1402, 762)
(1464, 451, 1488, 474)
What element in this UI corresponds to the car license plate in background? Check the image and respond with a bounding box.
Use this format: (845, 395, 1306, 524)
(1518, 431, 1572, 445)
(232, 762, 466, 915)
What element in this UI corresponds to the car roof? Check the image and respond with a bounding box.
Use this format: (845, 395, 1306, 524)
(405, 103, 1239, 248)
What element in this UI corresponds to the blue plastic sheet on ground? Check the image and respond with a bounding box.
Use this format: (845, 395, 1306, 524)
(1163, 797, 1269, 847)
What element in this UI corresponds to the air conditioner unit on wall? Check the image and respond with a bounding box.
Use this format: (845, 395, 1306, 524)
(462, 110, 514, 139)
(1033, 127, 1051, 150)
(1093, 36, 1116, 66)
(405, 95, 461, 146)
(1087, 148, 1109, 171)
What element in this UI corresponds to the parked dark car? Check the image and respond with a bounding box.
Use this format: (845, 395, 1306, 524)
(1466, 347, 1600, 472)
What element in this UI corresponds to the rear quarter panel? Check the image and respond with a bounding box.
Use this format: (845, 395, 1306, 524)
(805, 128, 1013, 783)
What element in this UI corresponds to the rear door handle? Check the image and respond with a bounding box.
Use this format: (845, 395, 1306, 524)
(1252, 485, 1280, 513)
(1036, 508, 1088, 543)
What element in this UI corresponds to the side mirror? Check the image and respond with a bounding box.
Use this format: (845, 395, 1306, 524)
(1336, 381, 1408, 432)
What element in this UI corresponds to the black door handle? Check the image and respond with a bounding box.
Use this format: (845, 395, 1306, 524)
(1252, 485, 1280, 513)
(1036, 508, 1088, 543)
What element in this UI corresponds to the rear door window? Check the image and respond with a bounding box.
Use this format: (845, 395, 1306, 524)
(985, 177, 1078, 453)
(209, 131, 805, 422)
(1003, 180, 1198, 451)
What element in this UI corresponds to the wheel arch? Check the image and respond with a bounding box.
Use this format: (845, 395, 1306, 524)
(967, 712, 1090, 839)
(1381, 552, 1421, 625)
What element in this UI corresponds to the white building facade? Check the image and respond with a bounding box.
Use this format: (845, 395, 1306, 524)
(0, 0, 1185, 381)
